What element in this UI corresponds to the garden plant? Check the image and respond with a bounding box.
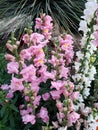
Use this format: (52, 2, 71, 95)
(0, 0, 98, 130)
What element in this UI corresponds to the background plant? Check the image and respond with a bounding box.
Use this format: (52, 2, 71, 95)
(0, 0, 86, 39)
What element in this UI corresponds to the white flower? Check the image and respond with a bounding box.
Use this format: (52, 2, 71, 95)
(78, 20, 88, 33)
(85, 52, 90, 59)
(82, 1, 97, 23)
(83, 87, 90, 97)
(78, 94, 83, 102)
(58, 126, 67, 130)
(72, 74, 82, 82)
(76, 51, 84, 59)
(74, 62, 81, 72)
(80, 36, 87, 47)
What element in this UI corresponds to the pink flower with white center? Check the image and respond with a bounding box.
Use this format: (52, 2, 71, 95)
(67, 111, 80, 126)
(20, 49, 31, 60)
(20, 65, 36, 82)
(50, 90, 62, 100)
(57, 112, 65, 123)
(56, 100, 63, 112)
(69, 92, 79, 100)
(38, 107, 49, 123)
(10, 77, 24, 92)
(22, 114, 36, 125)
(30, 33, 45, 45)
(5, 54, 15, 61)
(51, 81, 64, 91)
(42, 93, 50, 101)
(1, 84, 9, 90)
(59, 66, 69, 79)
(35, 18, 42, 29)
(7, 61, 19, 74)
(33, 95, 41, 106)
(22, 34, 30, 45)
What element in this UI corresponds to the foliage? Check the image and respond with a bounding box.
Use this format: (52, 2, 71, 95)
(0, 0, 86, 38)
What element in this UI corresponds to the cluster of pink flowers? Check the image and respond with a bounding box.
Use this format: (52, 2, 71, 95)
(1, 14, 81, 129)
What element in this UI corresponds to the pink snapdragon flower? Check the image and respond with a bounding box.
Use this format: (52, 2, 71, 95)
(35, 14, 53, 39)
(42, 93, 50, 101)
(20, 65, 36, 82)
(50, 90, 62, 100)
(5, 54, 15, 61)
(6, 90, 14, 98)
(30, 33, 45, 45)
(22, 114, 36, 125)
(51, 81, 64, 91)
(20, 49, 31, 60)
(35, 18, 42, 29)
(67, 111, 80, 126)
(10, 77, 24, 92)
(33, 55, 45, 67)
(33, 95, 41, 106)
(1, 84, 9, 90)
(31, 79, 40, 95)
(38, 65, 56, 82)
(6, 43, 14, 52)
(57, 112, 65, 123)
(38, 107, 49, 123)
(7, 61, 19, 74)
(44, 15, 53, 28)
(69, 92, 79, 100)
(59, 66, 69, 79)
